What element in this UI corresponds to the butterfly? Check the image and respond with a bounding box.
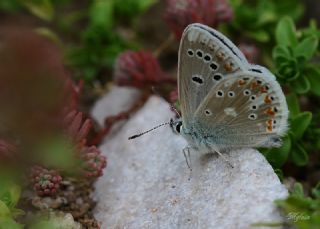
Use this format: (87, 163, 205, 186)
(169, 23, 289, 167)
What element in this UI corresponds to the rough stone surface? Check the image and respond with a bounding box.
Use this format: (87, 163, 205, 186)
(92, 92, 288, 229)
(91, 86, 141, 127)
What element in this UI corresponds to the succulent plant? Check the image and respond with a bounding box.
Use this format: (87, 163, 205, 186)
(30, 166, 62, 197)
(114, 50, 174, 88)
(164, 0, 233, 39)
(80, 146, 107, 178)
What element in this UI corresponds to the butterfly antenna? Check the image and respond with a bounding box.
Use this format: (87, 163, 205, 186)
(128, 121, 172, 140)
(170, 105, 181, 118)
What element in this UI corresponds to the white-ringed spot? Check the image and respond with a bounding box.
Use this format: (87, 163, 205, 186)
(216, 90, 224, 97)
(213, 73, 222, 81)
(209, 62, 218, 71)
(205, 109, 212, 116)
(250, 95, 256, 101)
(243, 89, 251, 96)
(191, 74, 204, 85)
(248, 113, 257, 120)
(204, 54, 212, 62)
(228, 91, 235, 97)
(187, 49, 194, 57)
(196, 49, 203, 58)
(250, 104, 258, 110)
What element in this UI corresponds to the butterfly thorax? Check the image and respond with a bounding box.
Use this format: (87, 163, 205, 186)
(171, 118, 223, 151)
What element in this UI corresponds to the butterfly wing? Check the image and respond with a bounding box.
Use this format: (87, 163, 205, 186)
(193, 67, 289, 148)
(178, 23, 248, 127)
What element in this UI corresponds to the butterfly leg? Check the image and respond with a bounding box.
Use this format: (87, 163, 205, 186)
(215, 150, 234, 169)
(182, 146, 192, 171)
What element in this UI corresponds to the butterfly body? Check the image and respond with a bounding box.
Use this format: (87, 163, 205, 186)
(172, 23, 289, 155)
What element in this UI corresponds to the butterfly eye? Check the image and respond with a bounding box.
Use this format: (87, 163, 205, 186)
(176, 122, 182, 133)
(228, 91, 235, 97)
(248, 113, 257, 120)
(243, 89, 251, 96)
(187, 49, 194, 57)
(216, 90, 224, 97)
(196, 49, 203, 58)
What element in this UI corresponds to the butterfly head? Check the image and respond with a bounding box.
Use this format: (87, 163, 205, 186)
(170, 118, 183, 135)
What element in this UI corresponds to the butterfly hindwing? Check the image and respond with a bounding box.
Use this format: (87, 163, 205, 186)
(194, 69, 289, 148)
(178, 23, 248, 127)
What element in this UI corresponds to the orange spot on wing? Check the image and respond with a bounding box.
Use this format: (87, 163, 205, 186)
(267, 125, 273, 132)
(216, 52, 225, 61)
(265, 108, 275, 116)
(264, 95, 272, 104)
(238, 79, 246, 86)
(260, 87, 268, 93)
(251, 81, 259, 89)
(224, 63, 233, 72)
(267, 119, 273, 126)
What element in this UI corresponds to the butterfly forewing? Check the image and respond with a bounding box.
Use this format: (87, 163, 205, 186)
(178, 23, 248, 127)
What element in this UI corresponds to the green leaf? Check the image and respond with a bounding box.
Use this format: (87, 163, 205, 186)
(286, 93, 300, 117)
(312, 183, 320, 199)
(0, 183, 21, 210)
(272, 45, 291, 62)
(7, 185, 20, 209)
(0, 218, 23, 229)
(89, 0, 114, 30)
(292, 183, 304, 197)
(290, 112, 312, 140)
(306, 67, 320, 96)
(291, 142, 309, 166)
(0, 200, 10, 218)
(137, 0, 156, 12)
(274, 169, 284, 181)
(245, 30, 270, 42)
(265, 135, 291, 168)
(276, 17, 298, 47)
(22, 0, 54, 21)
(294, 36, 318, 60)
(290, 76, 311, 94)
(277, 60, 300, 81)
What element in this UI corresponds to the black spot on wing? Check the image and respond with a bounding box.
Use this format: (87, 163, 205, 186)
(250, 68, 262, 73)
(192, 76, 204, 84)
(193, 24, 244, 62)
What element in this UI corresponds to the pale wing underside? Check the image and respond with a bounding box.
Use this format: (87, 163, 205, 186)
(178, 23, 248, 126)
(194, 71, 289, 148)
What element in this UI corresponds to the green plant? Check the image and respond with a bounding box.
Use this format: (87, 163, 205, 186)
(261, 17, 320, 170)
(0, 182, 24, 229)
(66, 0, 156, 84)
(276, 183, 320, 229)
(273, 17, 320, 94)
(229, 0, 304, 43)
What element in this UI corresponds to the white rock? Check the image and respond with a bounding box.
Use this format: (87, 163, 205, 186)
(93, 95, 288, 229)
(91, 86, 141, 127)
